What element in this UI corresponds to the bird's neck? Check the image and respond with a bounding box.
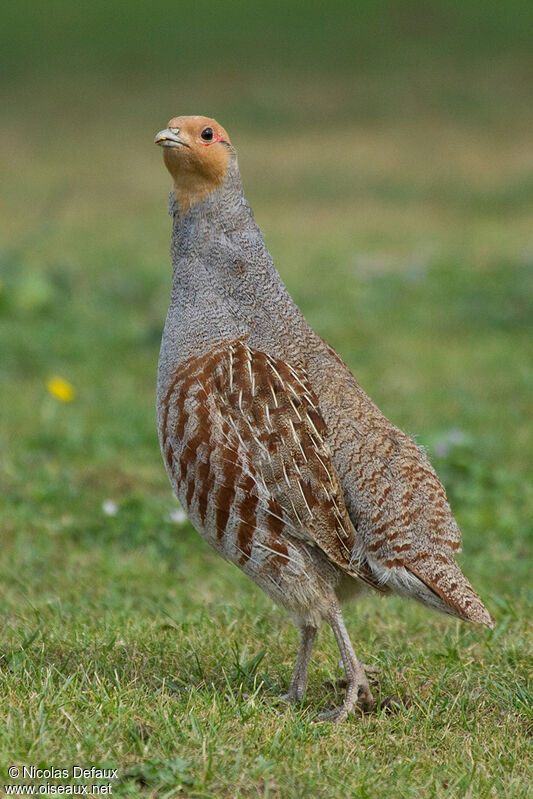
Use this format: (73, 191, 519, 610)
(168, 159, 291, 307)
(169, 156, 253, 244)
(162, 159, 305, 362)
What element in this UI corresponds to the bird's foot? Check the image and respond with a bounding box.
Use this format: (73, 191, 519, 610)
(317, 683, 375, 723)
(317, 704, 353, 723)
(361, 662, 380, 675)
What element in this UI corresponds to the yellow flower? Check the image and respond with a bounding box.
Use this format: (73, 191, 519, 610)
(47, 376, 76, 402)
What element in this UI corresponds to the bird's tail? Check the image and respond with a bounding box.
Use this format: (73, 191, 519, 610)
(407, 558, 494, 628)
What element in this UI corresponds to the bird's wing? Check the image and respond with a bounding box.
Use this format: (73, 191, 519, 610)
(310, 343, 492, 625)
(160, 339, 379, 588)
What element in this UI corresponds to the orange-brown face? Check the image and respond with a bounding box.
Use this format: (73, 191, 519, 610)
(154, 116, 232, 213)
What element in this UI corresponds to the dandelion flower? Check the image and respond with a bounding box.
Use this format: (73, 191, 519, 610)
(47, 376, 76, 402)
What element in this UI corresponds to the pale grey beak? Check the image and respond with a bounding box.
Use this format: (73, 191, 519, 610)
(154, 129, 189, 148)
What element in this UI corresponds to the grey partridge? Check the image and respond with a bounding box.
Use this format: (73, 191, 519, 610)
(154, 116, 493, 721)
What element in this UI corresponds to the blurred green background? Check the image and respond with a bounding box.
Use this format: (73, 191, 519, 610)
(1, 1, 532, 797)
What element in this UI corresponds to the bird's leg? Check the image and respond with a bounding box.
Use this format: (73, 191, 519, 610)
(319, 603, 374, 722)
(282, 624, 317, 703)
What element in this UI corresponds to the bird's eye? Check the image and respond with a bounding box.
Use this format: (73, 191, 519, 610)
(201, 127, 214, 141)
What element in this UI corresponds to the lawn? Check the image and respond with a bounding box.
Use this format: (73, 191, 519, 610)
(1, 2, 532, 797)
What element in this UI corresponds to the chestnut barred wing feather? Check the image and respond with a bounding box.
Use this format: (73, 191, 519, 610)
(160, 340, 374, 584)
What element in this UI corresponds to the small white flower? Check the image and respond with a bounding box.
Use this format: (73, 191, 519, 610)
(102, 499, 118, 516)
(169, 508, 187, 524)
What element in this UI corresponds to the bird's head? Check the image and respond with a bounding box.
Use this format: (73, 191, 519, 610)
(155, 115, 232, 213)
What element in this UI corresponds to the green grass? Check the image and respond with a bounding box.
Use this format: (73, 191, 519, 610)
(1, 2, 533, 796)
